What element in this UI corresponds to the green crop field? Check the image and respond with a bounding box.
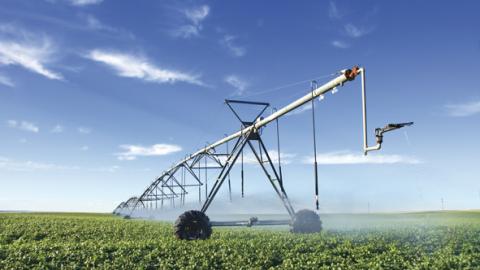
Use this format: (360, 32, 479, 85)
(1, 211, 480, 269)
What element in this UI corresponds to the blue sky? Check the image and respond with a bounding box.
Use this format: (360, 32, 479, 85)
(0, 0, 479, 213)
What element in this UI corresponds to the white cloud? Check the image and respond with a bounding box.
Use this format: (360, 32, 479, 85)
(445, 100, 480, 117)
(116, 144, 182, 161)
(287, 103, 314, 116)
(81, 145, 89, 151)
(173, 25, 200, 39)
(303, 150, 421, 165)
(328, 1, 342, 19)
(221, 35, 246, 57)
(243, 150, 296, 165)
(85, 14, 110, 30)
(90, 165, 120, 173)
(86, 50, 204, 86)
(82, 14, 133, 39)
(51, 124, 64, 133)
(7, 120, 39, 133)
(0, 73, 14, 87)
(173, 5, 210, 38)
(77, 127, 91, 134)
(331, 40, 350, 49)
(7, 120, 17, 127)
(207, 150, 295, 167)
(344, 24, 371, 38)
(286, 97, 326, 116)
(185, 5, 210, 25)
(0, 25, 63, 80)
(0, 157, 78, 171)
(20, 122, 40, 133)
(69, 0, 103, 6)
(225, 75, 248, 96)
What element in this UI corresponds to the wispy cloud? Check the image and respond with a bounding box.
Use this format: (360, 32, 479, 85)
(303, 150, 421, 165)
(0, 156, 78, 171)
(0, 156, 121, 173)
(69, 0, 103, 6)
(221, 35, 246, 57)
(286, 97, 326, 116)
(172, 5, 210, 38)
(51, 124, 64, 133)
(81, 145, 89, 151)
(0, 73, 14, 87)
(185, 5, 210, 25)
(116, 144, 182, 161)
(84, 14, 112, 31)
(243, 150, 296, 165)
(344, 23, 372, 38)
(331, 40, 350, 49)
(287, 103, 314, 116)
(327, 3, 374, 49)
(7, 120, 39, 133)
(81, 14, 134, 39)
(328, 1, 342, 19)
(208, 150, 295, 166)
(445, 100, 480, 117)
(225, 75, 248, 96)
(86, 50, 204, 86)
(0, 24, 63, 80)
(77, 127, 91, 134)
(90, 165, 120, 173)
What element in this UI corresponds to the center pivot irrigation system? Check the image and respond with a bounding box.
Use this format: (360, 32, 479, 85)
(113, 66, 413, 240)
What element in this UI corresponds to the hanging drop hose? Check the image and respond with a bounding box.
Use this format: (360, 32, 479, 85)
(241, 150, 244, 198)
(198, 158, 201, 203)
(311, 81, 320, 211)
(274, 108, 284, 184)
(259, 141, 263, 163)
(204, 152, 208, 201)
(226, 136, 232, 202)
(182, 166, 186, 205)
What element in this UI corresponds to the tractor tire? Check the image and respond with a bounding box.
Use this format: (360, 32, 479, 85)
(291, 209, 322, 233)
(174, 210, 212, 240)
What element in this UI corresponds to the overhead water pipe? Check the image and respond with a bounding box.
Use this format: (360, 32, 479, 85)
(173, 66, 362, 170)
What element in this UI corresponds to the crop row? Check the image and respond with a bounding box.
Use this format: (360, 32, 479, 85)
(1, 213, 479, 269)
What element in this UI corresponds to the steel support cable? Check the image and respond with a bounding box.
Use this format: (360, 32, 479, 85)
(242, 72, 337, 99)
(311, 81, 320, 211)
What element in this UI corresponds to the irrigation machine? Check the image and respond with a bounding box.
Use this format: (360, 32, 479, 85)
(113, 66, 413, 240)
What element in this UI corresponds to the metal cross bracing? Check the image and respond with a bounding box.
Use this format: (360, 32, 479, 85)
(115, 66, 360, 217)
(116, 101, 297, 219)
(114, 66, 413, 228)
(117, 148, 234, 216)
(113, 196, 145, 215)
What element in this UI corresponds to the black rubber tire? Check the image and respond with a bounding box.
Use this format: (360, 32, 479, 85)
(291, 209, 322, 233)
(174, 210, 212, 240)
